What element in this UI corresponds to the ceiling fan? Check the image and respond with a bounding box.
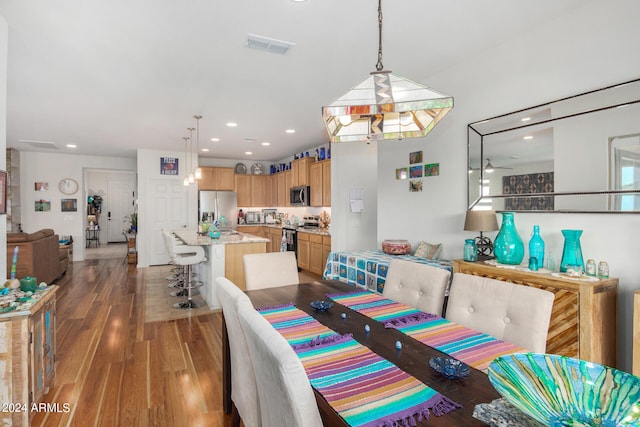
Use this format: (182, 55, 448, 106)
(469, 158, 513, 173)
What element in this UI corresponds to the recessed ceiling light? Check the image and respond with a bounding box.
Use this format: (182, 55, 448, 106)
(201, 148, 210, 152)
(227, 122, 238, 127)
(245, 151, 253, 155)
(523, 135, 534, 140)
(66, 144, 77, 148)
(521, 117, 531, 122)
(285, 129, 296, 134)
(261, 142, 271, 146)
(211, 137, 220, 142)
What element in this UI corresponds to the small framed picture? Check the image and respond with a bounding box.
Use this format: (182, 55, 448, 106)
(35, 199, 51, 212)
(395, 168, 408, 180)
(0, 171, 7, 214)
(409, 151, 423, 164)
(409, 179, 423, 192)
(61, 198, 78, 212)
(410, 165, 423, 178)
(35, 182, 49, 191)
(424, 163, 440, 177)
(161, 157, 179, 175)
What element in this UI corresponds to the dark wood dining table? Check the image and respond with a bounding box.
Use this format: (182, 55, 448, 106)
(222, 280, 500, 426)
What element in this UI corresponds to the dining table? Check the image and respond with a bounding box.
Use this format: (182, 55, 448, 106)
(222, 280, 502, 426)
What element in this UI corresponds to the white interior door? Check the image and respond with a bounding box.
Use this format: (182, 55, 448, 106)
(146, 179, 188, 265)
(106, 179, 135, 242)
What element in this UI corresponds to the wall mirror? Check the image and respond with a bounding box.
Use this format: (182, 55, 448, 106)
(467, 77, 640, 212)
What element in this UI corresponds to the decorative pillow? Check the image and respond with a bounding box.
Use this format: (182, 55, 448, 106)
(414, 241, 442, 260)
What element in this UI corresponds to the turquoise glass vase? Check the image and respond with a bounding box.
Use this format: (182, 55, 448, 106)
(528, 225, 545, 268)
(493, 212, 524, 265)
(560, 229, 584, 273)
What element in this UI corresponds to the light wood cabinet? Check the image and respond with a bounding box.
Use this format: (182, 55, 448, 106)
(235, 175, 273, 207)
(292, 157, 314, 187)
(199, 167, 235, 191)
(322, 235, 332, 274)
(309, 159, 331, 207)
(285, 170, 293, 206)
(0, 287, 57, 427)
(276, 173, 286, 207)
(235, 174, 252, 207)
(453, 260, 618, 367)
(297, 232, 310, 271)
(268, 227, 283, 253)
(309, 234, 324, 275)
(225, 242, 267, 290)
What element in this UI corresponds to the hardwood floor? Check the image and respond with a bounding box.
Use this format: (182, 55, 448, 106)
(32, 255, 321, 427)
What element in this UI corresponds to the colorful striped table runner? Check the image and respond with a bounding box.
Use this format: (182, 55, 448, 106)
(259, 304, 461, 427)
(328, 291, 527, 372)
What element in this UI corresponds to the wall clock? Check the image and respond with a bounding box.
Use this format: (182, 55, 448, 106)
(58, 178, 79, 195)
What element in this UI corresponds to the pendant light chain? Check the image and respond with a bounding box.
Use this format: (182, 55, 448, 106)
(194, 115, 203, 180)
(376, 0, 384, 71)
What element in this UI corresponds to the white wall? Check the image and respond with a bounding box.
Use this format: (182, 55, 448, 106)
(0, 15, 7, 279)
(18, 152, 135, 261)
(361, 0, 640, 371)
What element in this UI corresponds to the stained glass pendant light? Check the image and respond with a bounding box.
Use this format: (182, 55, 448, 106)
(322, 0, 453, 143)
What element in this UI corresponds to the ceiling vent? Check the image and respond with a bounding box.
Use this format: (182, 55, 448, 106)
(18, 139, 60, 149)
(246, 33, 295, 55)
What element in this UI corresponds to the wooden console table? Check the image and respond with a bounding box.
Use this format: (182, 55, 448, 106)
(453, 260, 618, 368)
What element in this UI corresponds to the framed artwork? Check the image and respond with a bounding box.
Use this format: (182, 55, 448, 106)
(409, 165, 423, 178)
(0, 171, 6, 214)
(424, 163, 440, 177)
(409, 179, 423, 192)
(409, 151, 423, 164)
(61, 198, 78, 212)
(35, 199, 51, 212)
(395, 168, 408, 180)
(35, 182, 49, 191)
(160, 157, 179, 175)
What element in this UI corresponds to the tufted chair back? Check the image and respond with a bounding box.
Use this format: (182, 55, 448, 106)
(382, 259, 451, 316)
(243, 251, 300, 290)
(445, 273, 554, 353)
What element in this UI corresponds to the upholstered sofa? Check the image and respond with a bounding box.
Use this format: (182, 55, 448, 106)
(6, 229, 69, 284)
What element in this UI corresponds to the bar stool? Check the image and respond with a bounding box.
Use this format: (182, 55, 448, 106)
(165, 232, 206, 309)
(162, 230, 189, 288)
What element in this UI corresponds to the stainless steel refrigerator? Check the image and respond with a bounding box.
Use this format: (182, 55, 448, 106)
(198, 191, 238, 229)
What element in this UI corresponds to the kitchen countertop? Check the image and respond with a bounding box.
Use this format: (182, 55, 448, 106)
(173, 229, 269, 246)
(238, 223, 331, 236)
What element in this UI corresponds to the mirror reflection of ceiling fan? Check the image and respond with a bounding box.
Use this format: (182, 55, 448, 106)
(469, 158, 513, 173)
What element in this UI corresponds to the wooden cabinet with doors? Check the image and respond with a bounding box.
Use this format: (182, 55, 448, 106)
(297, 231, 331, 275)
(292, 157, 314, 187)
(199, 167, 235, 191)
(235, 174, 252, 207)
(276, 173, 286, 207)
(297, 231, 310, 271)
(235, 175, 273, 207)
(268, 226, 283, 253)
(309, 159, 331, 207)
(322, 235, 332, 274)
(285, 170, 293, 206)
(309, 233, 324, 275)
(453, 259, 618, 367)
(0, 286, 57, 427)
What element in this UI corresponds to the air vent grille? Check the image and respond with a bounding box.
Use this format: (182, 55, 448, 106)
(18, 140, 60, 149)
(246, 33, 295, 55)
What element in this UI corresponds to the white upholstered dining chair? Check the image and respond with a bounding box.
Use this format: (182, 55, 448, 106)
(243, 251, 300, 290)
(445, 273, 554, 353)
(215, 277, 261, 427)
(238, 301, 323, 427)
(382, 259, 451, 316)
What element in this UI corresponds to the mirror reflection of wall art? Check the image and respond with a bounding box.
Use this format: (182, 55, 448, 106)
(35, 199, 51, 212)
(410, 179, 423, 192)
(35, 182, 49, 191)
(396, 168, 408, 180)
(409, 151, 423, 164)
(424, 163, 440, 177)
(410, 165, 423, 178)
(61, 198, 78, 212)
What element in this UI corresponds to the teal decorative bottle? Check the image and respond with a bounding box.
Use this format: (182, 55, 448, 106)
(560, 229, 584, 273)
(493, 212, 525, 265)
(528, 225, 545, 268)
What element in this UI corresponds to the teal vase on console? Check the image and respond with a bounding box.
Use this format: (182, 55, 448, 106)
(560, 229, 584, 273)
(494, 212, 524, 265)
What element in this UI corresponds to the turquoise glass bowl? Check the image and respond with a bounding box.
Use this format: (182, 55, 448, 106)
(488, 353, 640, 426)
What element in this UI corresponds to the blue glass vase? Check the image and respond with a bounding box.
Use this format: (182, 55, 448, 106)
(560, 230, 584, 273)
(494, 212, 524, 265)
(528, 225, 545, 268)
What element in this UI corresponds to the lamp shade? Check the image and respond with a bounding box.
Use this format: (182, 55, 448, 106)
(464, 210, 498, 232)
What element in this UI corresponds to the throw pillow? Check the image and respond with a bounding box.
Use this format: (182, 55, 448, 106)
(414, 241, 442, 260)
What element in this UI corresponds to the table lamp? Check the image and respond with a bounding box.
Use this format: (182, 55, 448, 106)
(464, 210, 499, 260)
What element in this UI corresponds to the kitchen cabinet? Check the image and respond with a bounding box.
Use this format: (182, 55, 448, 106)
(453, 260, 618, 367)
(285, 170, 293, 206)
(0, 287, 57, 427)
(322, 235, 332, 274)
(309, 159, 331, 207)
(292, 157, 314, 187)
(235, 174, 252, 207)
(268, 227, 283, 253)
(276, 173, 286, 207)
(309, 233, 324, 275)
(297, 231, 310, 271)
(199, 167, 235, 191)
(236, 175, 272, 207)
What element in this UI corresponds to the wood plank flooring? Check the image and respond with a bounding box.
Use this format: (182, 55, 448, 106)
(31, 254, 319, 427)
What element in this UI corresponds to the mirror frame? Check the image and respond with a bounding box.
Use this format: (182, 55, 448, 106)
(467, 77, 640, 213)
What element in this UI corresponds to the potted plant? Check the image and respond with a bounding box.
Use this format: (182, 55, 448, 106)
(124, 212, 138, 233)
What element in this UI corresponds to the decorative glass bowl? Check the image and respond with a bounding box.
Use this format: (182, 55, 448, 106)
(310, 300, 333, 311)
(488, 353, 640, 426)
(428, 357, 471, 379)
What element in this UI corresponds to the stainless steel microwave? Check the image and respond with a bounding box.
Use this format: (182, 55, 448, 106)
(290, 186, 310, 206)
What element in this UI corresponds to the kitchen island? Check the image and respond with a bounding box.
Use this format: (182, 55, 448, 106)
(172, 229, 268, 309)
